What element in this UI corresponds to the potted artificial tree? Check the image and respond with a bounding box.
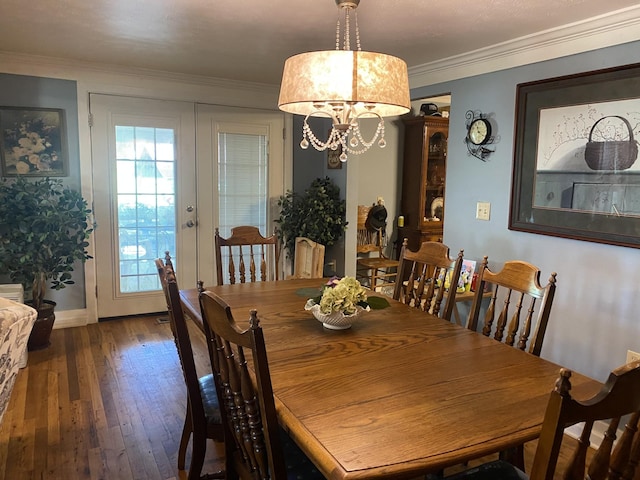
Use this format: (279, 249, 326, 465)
(275, 176, 347, 265)
(0, 176, 93, 350)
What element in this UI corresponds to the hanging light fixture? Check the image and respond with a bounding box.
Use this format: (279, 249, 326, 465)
(278, 0, 410, 162)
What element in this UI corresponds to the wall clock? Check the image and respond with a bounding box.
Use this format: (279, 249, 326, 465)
(465, 110, 496, 161)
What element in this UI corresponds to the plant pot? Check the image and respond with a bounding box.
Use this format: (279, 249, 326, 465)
(27, 300, 56, 351)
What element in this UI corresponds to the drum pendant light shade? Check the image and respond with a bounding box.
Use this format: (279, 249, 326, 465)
(277, 0, 411, 161)
(278, 50, 410, 117)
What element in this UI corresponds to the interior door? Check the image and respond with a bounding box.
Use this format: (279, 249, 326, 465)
(195, 104, 285, 286)
(90, 95, 197, 318)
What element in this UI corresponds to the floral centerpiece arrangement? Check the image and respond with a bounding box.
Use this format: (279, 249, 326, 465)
(305, 276, 370, 330)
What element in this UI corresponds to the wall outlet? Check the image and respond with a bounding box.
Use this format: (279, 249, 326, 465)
(626, 349, 640, 364)
(476, 202, 491, 221)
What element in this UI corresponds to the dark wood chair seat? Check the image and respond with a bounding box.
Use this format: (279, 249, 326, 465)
(198, 289, 325, 479)
(446, 361, 640, 480)
(198, 374, 222, 425)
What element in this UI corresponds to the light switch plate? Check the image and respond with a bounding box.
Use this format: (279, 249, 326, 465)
(476, 202, 491, 220)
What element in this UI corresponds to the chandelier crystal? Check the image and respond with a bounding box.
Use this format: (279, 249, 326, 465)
(278, 0, 410, 162)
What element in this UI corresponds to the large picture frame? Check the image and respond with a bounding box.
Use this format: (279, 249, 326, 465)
(0, 107, 68, 177)
(509, 63, 640, 249)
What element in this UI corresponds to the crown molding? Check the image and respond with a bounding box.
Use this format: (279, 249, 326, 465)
(408, 5, 640, 89)
(0, 51, 279, 95)
(0, 50, 282, 109)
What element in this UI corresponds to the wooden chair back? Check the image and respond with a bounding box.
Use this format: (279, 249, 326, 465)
(214, 226, 281, 285)
(198, 291, 287, 479)
(530, 362, 640, 480)
(155, 254, 223, 479)
(157, 255, 203, 410)
(291, 236, 325, 279)
(467, 256, 557, 356)
(393, 238, 464, 321)
(356, 205, 399, 291)
(356, 205, 381, 255)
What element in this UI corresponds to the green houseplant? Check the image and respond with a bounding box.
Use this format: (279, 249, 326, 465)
(0, 176, 93, 349)
(275, 177, 347, 261)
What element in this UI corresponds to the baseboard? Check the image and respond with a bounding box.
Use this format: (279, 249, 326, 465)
(52, 308, 90, 329)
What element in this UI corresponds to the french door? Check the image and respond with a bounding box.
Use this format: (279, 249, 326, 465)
(194, 104, 285, 287)
(91, 95, 197, 318)
(90, 95, 285, 318)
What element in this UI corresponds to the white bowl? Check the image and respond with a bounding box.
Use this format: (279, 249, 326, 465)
(304, 300, 368, 330)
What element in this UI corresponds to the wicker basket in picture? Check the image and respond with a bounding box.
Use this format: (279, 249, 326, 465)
(584, 115, 638, 171)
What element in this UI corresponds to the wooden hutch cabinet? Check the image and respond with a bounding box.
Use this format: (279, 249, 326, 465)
(398, 116, 449, 252)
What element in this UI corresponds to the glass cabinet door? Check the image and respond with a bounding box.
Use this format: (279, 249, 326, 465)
(423, 130, 447, 224)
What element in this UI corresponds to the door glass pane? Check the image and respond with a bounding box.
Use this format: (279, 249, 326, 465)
(218, 131, 268, 277)
(115, 126, 176, 293)
(218, 132, 268, 235)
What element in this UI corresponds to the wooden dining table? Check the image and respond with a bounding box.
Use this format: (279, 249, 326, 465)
(180, 278, 599, 480)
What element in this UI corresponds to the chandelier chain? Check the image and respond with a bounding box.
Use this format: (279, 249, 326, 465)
(354, 11, 361, 51)
(344, 8, 351, 50)
(335, 4, 359, 52)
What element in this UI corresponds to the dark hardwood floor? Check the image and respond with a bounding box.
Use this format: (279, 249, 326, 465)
(0, 315, 224, 479)
(0, 314, 589, 479)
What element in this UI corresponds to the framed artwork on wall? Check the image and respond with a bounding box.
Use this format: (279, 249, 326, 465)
(327, 145, 342, 169)
(0, 107, 68, 177)
(509, 62, 640, 249)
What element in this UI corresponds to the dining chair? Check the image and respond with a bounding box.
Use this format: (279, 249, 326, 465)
(290, 236, 325, 279)
(356, 204, 399, 292)
(463, 256, 557, 471)
(198, 290, 325, 479)
(155, 254, 224, 480)
(214, 226, 281, 285)
(466, 256, 558, 357)
(445, 360, 640, 480)
(393, 238, 464, 321)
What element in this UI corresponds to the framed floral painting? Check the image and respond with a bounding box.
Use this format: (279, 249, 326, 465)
(0, 107, 68, 177)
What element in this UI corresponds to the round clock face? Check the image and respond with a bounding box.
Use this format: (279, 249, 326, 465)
(468, 118, 491, 145)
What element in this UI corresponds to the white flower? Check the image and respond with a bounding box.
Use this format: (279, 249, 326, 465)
(317, 276, 368, 315)
(15, 161, 30, 174)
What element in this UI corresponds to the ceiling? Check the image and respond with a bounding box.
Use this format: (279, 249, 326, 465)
(1, 0, 639, 86)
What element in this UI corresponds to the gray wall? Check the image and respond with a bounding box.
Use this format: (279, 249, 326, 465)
(292, 115, 348, 276)
(411, 41, 640, 381)
(0, 73, 85, 310)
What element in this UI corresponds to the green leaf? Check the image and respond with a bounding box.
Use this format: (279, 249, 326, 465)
(367, 296, 391, 310)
